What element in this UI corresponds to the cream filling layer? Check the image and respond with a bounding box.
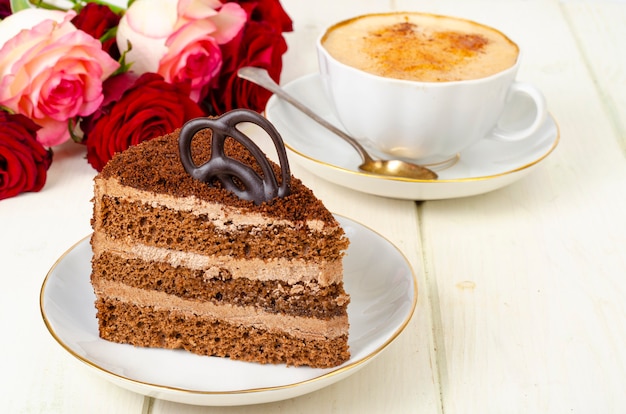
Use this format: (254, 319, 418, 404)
(92, 233, 344, 287)
(95, 177, 327, 232)
(93, 279, 349, 341)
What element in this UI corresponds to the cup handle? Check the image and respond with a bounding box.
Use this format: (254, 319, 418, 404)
(491, 82, 547, 142)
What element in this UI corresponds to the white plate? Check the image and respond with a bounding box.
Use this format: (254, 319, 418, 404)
(265, 74, 559, 200)
(40, 215, 417, 406)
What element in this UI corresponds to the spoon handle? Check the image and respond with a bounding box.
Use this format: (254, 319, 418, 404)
(237, 66, 373, 164)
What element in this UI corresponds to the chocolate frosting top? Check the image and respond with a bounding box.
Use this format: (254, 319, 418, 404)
(97, 124, 337, 226)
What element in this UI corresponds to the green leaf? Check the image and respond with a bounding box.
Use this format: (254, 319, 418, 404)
(0, 105, 15, 114)
(68, 118, 84, 144)
(100, 25, 117, 43)
(10, 0, 35, 12)
(111, 39, 133, 76)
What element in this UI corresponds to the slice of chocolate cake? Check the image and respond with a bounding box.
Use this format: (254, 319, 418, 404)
(90, 110, 350, 368)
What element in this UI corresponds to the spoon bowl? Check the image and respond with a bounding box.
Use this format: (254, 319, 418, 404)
(359, 159, 434, 179)
(237, 67, 438, 180)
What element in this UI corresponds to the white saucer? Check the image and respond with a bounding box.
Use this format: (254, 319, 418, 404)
(40, 215, 416, 406)
(265, 74, 559, 200)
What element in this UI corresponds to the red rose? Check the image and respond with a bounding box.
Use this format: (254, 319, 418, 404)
(82, 73, 206, 171)
(71, 3, 122, 59)
(205, 0, 292, 114)
(0, 112, 52, 201)
(0, 0, 11, 19)
(236, 0, 293, 33)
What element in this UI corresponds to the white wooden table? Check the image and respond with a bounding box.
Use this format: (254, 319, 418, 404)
(2, 0, 625, 412)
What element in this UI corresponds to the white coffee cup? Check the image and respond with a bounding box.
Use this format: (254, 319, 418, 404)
(317, 12, 547, 164)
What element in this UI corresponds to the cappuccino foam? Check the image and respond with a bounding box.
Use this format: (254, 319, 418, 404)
(321, 13, 519, 82)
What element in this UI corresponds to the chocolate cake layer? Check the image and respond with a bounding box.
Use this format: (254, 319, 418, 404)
(92, 251, 349, 318)
(93, 280, 350, 368)
(92, 233, 345, 286)
(95, 194, 347, 260)
(95, 298, 350, 368)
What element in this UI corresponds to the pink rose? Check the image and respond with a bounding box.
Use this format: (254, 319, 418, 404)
(117, 0, 246, 102)
(0, 9, 119, 147)
(158, 19, 224, 101)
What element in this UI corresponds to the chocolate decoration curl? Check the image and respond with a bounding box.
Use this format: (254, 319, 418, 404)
(178, 109, 291, 205)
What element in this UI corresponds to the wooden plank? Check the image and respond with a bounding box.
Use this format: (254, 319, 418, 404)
(560, 0, 626, 150)
(392, 1, 626, 412)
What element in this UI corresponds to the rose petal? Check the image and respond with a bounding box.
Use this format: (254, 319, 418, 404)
(125, 0, 177, 38)
(208, 3, 247, 44)
(0, 9, 70, 49)
(177, 0, 222, 21)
